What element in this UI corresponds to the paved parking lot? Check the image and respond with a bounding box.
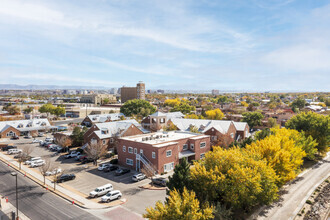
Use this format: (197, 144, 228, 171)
(4, 136, 166, 215)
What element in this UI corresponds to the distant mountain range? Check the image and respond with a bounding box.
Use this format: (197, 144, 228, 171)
(0, 84, 110, 90)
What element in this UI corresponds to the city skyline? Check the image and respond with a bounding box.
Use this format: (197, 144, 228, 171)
(0, 0, 329, 91)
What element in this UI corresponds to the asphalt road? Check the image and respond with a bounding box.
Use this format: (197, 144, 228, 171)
(0, 162, 99, 220)
(255, 153, 330, 220)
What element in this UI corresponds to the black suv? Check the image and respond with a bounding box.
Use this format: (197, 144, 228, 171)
(152, 178, 168, 187)
(115, 168, 130, 176)
(56, 174, 76, 183)
(2, 145, 17, 151)
(104, 165, 119, 172)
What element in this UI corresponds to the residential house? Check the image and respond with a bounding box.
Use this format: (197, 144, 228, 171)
(83, 120, 147, 153)
(118, 131, 210, 174)
(0, 119, 56, 138)
(167, 118, 249, 147)
(141, 111, 184, 132)
(81, 113, 126, 127)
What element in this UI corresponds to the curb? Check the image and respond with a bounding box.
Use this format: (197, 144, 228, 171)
(138, 185, 166, 191)
(0, 155, 126, 210)
(0, 155, 87, 209)
(289, 175, 330, 220)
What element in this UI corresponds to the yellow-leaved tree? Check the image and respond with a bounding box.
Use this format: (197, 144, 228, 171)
(144, 187, 214, 220)
(205, 109, 224, 120)
(190, 147, 278, 211)
(164, 98, 181, 107)
(245, 129, 306, 186)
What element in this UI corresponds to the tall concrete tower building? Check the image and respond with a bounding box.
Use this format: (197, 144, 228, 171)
(137, 81, 145, 100)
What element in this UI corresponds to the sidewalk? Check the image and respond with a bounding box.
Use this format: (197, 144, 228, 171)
(0, 196, 30, 220)
(0, 152, 110, 209)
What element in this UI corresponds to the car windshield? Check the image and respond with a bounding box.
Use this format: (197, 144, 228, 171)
(106, 193, 111, 196)
(95, 189, 100, 192)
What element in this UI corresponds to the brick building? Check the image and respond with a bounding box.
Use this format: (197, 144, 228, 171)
(118, 131, 210, 174)
(0, 119, 56, 139)
(168, 118, 249, 147)
(120, 81, 145, 103)
(80, 94, 117, 105)
(141, 111, 184, 131)
(83, 120, 147, 153)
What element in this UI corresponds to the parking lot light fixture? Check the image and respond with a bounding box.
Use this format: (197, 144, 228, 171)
(11, 172, 19, 220)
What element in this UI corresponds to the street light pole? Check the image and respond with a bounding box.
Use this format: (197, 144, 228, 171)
(11, 172, 19, 220)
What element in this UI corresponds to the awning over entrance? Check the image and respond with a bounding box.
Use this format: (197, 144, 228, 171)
(179, 150, 195, 159)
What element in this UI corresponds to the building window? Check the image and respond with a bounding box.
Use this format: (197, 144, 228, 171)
(6, 131, 15, 137)
(245, 130, 248, 137)
(230, 133, 234, 138)
(212, 136, 217, 141)
(123, 146, 126, 152)
(140, 149, 143, 155)
(190, 144, 194, 150)
(110, 138, 114, 143)
(183, 144, 188, 150)
(126, 158, 133, 166)
(152, 152, 156, 159)
(200, 153, 205, 159)
(200, 142, 206, 148)
(166, 150, 172, 157)
(128, 147, 133, 154)
(134, 148, 137, 154)
(164, 162, 174, 172)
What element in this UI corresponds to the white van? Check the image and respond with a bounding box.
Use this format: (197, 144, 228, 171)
(89, 184, 113, 198)
(25, 157, 42, 165)
(8, 149, 22, 155)
(30, 160, 45, 168)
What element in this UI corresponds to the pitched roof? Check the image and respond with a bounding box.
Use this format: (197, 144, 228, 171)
(87, 113, 125, 123)
(93, 119, 147, 139)
(150, 111, 184, 119)
(233, 122, 248, 131)
(0, 119, 51, 133)
(170, 118, 247, 134)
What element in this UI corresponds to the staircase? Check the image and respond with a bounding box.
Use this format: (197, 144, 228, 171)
(136, 153, 157, 175)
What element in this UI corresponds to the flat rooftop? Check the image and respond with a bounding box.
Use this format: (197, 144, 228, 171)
(120, 131, 206, 147)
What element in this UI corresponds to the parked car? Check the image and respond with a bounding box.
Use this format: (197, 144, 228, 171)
(101, 190, 122, 202)
(48, 144, 58, 151)
(42, 141, 52, 147)
(98, 163, 111, 171)
(103, 165, 118, 172)
(30, 160, 45, 168)
(24, 135, 32, 139)
(45, 168, 62, 176)
(56, 146, 63, 152)
(11, 136, 19, 140)
(75, 155, 86, 161)
(32, 139, 41, 143)
(115, 168, 130, 176)
(56, 174, 76, 183)
(45, 138, 54, 143)
(8, 149, 22, 155)
(89, 184, 113, 198)
(151, 178, 168, 187)
(81, 157, 94, 164)
(2, 145, 17, 151)
(38, 133, 44, 137)
(25, 157, 42, 165)
(132, 173, 146, 182)
(64, 151, 80, 159)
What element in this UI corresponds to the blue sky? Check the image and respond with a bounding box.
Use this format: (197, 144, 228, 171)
(0, 0, 329, 91)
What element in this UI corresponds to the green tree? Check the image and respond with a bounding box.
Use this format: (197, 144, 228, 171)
(285, 112, 329, 154)
(144, 188, 214, 220)
(7, 106, 20, 115)
(23, 107, 34, 114)
(242, 112, 264, 129)
(217, 96, 228, 104)
(103, 98, 110, 104)
(268, 118, 277, 128)
(167, 158, 191, 195)
(291, 98, 306, 110)
(171, 103, 195, 114)
(120, 99, 156, 117)
(53, 106, 65, 117)
(39, 104, 56, 116)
